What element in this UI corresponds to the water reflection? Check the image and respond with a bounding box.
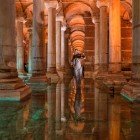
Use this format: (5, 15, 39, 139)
(0, 79, 140, 139)
(108, 99, 121, 140)
(93, 82, 108, 139)
(46, 83, 56, 140)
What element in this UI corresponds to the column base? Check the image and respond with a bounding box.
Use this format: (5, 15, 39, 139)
(46, 72, 60, 83)
(93, 64, 100, 79)
(121, 81, 140, 102)
(57, 68, 72, 79)
(95, 71, 109, 80)
(0, 77, 31, 101)
(47, 67, 57, 74)
(18, 72, 29, 82)
(28, 75, 48, 93)
(103, 73, 126, 93)
(94, 64, 108, 80)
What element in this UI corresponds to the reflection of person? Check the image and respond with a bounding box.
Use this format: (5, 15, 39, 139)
(74, 87, 82, 119)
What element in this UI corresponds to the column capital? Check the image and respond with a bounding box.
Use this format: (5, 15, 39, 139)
(92, 16, 100, 24)
(96, 0, 108, 8)
(56, 16, 64, 22)
(45, 1, 58, 9)
(61, 25, 67, 31)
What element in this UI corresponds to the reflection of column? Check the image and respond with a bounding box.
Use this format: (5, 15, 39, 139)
(97, 1, 108, 72)
(28, 29, 32, 74)
(121, 1, 140, 101)
(47, 84, 56, 139)
(29, 0, 46, 81)
(56, 81, 61, 130)
(92, 17, 100, 72)
(94, 84, 108, 139)
(109, 0, 121, 73)
(61, 26, 66, 70)
(56, 16, 63, 70)
(16, 20, 25, 74)
(0, 0, 31, 100)
(61, 81, 66, 121)
(109, 102, 120, 140)
(94, 85, 99, 132)
(46, 1, 58, 73)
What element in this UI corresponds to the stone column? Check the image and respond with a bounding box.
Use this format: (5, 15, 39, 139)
(28, 29, 32, 74)
(0, 0, 31, 101)
(65, 33, 71, 69)
(61, 26, 66, 70)
(97, 0, 108, 72)
(56, 16, 63, 70)
(46, 1, 58, 73)
(109, 0, 121, 73)
(29, 0, 47, 83)
(92, 17, 100, 72)
(121, 1, 140, 101)
(16, 20, 25, 74)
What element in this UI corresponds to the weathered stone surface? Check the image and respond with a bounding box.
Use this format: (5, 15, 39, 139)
(0, 86, 31, 101)
(121, 82, 140, 102)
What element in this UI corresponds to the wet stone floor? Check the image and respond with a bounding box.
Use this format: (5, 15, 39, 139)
(0, 78, 140, 140)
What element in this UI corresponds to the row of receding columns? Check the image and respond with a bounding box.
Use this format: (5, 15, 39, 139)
(16, 0, 71, 84)
(0, 0, 71, 100)
(93, 0, 121, 74)
(94, 0, 140, 100)
(0, 0, 31, 101)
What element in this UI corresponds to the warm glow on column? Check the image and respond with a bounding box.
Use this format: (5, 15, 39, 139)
(109, 0, 121, 72)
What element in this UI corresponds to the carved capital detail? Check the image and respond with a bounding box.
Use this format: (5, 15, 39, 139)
(45, 1, 58, 9)
(92, 16, 100, 24)
(96, 0, 108, 8)
(56, 16, 64, 22)
(61, 25, 67, 31)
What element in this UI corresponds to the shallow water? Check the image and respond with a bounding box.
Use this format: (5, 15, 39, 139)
(0, 78, 140, 140)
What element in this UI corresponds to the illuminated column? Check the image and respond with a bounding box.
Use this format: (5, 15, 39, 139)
(16, 20, 25, 74)
(56, 16, 63, 70)
(65, 33, 71, 70)
(46, 1, 58, 73)
(131, 1, 140, 81)
(0, 0, 31, 100)
(28, 29, 32, 74)
(97, 0, 108, 72)
(61, 26, 66, 70)
(29, 0, 47, 82)
(109, 0, 121, 73)
(92, 17, 100, 71)
(121, 1, 140, 101)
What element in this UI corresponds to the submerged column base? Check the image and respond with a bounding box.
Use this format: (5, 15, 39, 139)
(0, 77, 31, 101)
(28, 75, 48, 92)
(103, 73, 126, 93)
(46, 72, 60, 83)
(121, 81, 140, 102)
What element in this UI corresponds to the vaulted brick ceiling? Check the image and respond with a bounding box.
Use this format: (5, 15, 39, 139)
(15, 0, 132, 51)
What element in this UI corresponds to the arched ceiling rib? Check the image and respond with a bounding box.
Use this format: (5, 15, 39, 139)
(121, 1, 132, 20)
(64, 2, 93, 20)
